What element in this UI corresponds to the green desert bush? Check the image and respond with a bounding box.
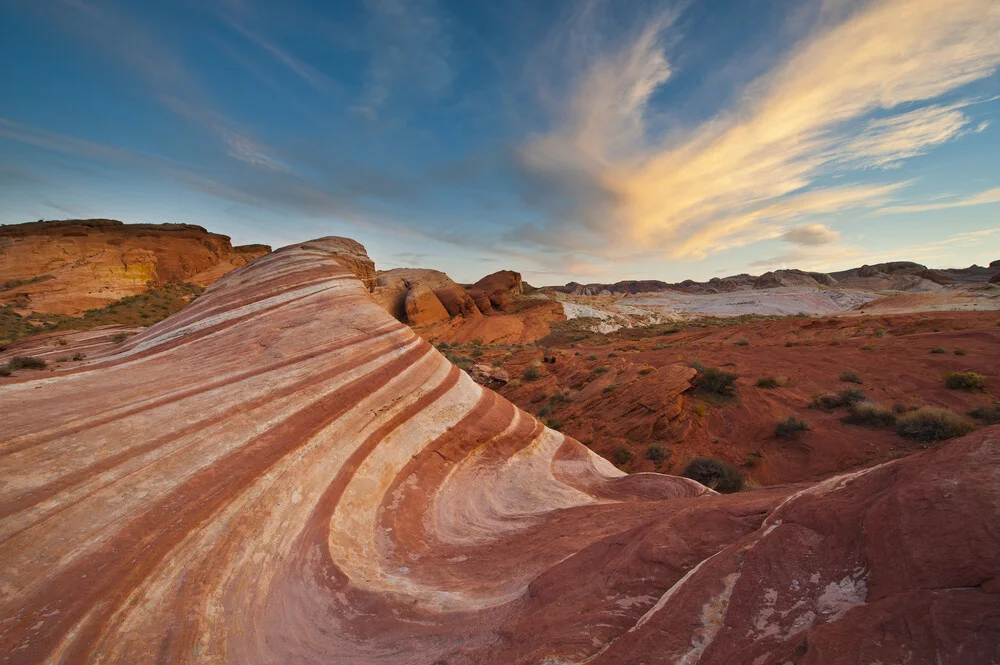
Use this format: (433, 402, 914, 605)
(840, 371, 862, 384)
(682, 458, 744, 493)
(734, 337, 749, 346)
(843, 400, 897, 428)
(944, 371, 985, 391)
(613, 446, 633, 465)
(896, 407, 975, 442)
(969, 403, 1000, 425)
(111, 331, 131, 344)
(953, 348, 967, 356)
(646, 444, 669, 463)
(523, 366, 541, 381)
(929, 347, 945, 354)
(692, 365, 739, 396)
(811, 387, 866, 410)
(756, 376, 787, 389)
(544, 418, 564, 431)
(71, 352, 86, 361)
(4, 355, 47, 371)
(603, 384, 617, 393)
(775, 416, 809, 438)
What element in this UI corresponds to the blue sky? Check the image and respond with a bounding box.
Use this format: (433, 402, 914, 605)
(1, 0, 998, 285)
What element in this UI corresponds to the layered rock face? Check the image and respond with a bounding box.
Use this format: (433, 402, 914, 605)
(0, 219, 270, 314)
(1, 237, 998, 664)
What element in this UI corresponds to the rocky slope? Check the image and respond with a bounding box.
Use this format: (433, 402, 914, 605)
(1, 237, 997, 664)
(0, 219, 270, 315)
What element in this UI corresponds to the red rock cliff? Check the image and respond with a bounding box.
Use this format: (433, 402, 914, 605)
(0, 219, 270, 314)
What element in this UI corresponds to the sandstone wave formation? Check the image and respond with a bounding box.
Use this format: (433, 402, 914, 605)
(0, 219, 270, 315)
(1, 238, 998, 664)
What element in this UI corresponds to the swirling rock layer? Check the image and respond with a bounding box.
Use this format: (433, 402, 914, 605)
(1, 238, 997, 664)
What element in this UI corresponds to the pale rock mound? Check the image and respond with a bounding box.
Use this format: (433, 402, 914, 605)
(1, 237, 997, 664)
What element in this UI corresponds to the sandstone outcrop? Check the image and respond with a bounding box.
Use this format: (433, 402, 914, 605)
(0, 219, 270, 315)
(467, 362, 509, 386)
(374, 268, 481, 326)
(1, 237, 997, 664)
(468, 269, 523, 311)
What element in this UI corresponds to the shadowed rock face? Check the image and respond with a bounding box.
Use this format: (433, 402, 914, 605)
(1, 237, 997, 664)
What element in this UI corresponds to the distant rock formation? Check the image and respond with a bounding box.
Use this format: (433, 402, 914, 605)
(1, 236, 996, 663)
(374, 268, 482, 326)
(468, 269, 523, 311)
(0, 219, 270, 314)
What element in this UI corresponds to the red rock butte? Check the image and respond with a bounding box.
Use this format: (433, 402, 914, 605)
(1, 237, 997, 664)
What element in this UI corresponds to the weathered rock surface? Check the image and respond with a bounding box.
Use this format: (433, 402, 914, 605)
(374, 268, 481, 326)
(468, 269, 523, 311)
(1, 237, 998, 664)
(0, 219, 270, 315)
(467, 362, 509, 386)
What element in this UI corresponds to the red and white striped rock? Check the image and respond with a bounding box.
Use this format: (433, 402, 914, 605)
(1, 237, 997, 664)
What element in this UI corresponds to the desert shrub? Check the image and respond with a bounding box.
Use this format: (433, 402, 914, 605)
(470, 338, 483, 347)
(523, 366, 541, 381)
(811, 387, 866, 410)
(71, 353, 86, 361)
(54, 357, 68, 363)
(607, 352, 617, 358)
(860, 344, 876, 351)
(929, 347, 945, 354)
(840, 371, 862, 384)
(53, 338, 68, 346)
(682, 458, 744, 493)
(944, 372, 985, 391)
(775, 416, 809, 438)
(603, 384, 617, 393)
(4, 356, 47, 371)
(734, 337, 749, 346)
(693, 366, 739, 396)
(613, 446, 633, 465)
(843, 400, 897, 428)
(544, 418, 564, 431)
(784, 341, 796, 347)
(639, 367, 655, 375)
(587, 354, 598, 361)
(661, 327, 680, 335)
(969, 403, 1000, 425)
(646, 444, 669, 463)
(436, 341, 450, 350)
(896, 407, 975, 442)
(111, 331, 130, 344)
(756, 376, 787, 389)
(0, 367, 9, 377)
(470, 347, 484, 357)
(537, 405, 552, 417)
(872, 328, 888, 338)
(593, 366, 609, 375)
(954, 348, 967, 356)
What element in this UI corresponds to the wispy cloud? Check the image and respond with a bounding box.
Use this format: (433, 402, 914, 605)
(877, 185, 1000, 214)
(841, 103, 975, 169)
(352, 0, 452, 121)
(516, 0, 1000, 261)
(44, 0, 287, 172)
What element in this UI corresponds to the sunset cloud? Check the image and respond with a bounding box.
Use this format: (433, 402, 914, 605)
(780, 224, 840, 246)
(518, 0, 1000, 260)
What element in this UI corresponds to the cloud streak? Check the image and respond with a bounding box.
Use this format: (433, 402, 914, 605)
(516, 0, 1000, 261)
